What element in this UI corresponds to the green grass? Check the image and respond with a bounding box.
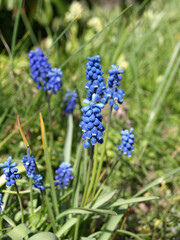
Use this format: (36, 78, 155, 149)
(0, 0, 180, 239)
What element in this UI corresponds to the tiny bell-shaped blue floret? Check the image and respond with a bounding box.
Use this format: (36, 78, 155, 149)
(0, 156, 21, 187)
(46, 68, 63, 94)
(117, 128, 135, 156)
(28, 48, 51, 90)
(79, 94, 105, 148)
(33, 173, 45, 190)
(64, 89, 78, 115)
(22, 154, 36, 178)
(101, 65, 125, 111)
(85, 55, 105, 101)
(0, 193, 4, 211)
(54, 162, 73, 188)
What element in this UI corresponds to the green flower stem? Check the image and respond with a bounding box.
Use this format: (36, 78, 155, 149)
(14, 182, 24, 223)
(46, 92, 53, 158)
(85, 143, 98, 203)
(81, 146, 94, 207)
(91, 106, 112, 198)
(74, 146, 94, 240)
(72, 140, 84, 207)
(42, 191, 57, 233)
(93, 152, 123, 201)
(27, 146, 33, 214)
(29, 178, 33, 214)
(74, 215, 80, 240)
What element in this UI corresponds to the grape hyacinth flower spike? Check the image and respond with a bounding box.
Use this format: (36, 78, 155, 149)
(28, 48, 51, 90)
(80, 94, 105, 149)
(54, 162, 73, 188)
(117, 128, 135, 157)
(28, 48, 63, 94)
(64, 89, 78, 115)
(101, 65, 125, 110)
(22, 146, 45, 190)
(0, 193, 4, 211)
(0, 156, 21, 187)
(46, 68, 63, 94)
(85, 55, 105, 101)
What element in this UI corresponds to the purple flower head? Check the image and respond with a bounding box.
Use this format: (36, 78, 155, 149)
(22, 154, 36, 178)
(33, 173, 45, 191)
(0, 156, 21, 187)
(64, 89, 78, 115)
(117, 128, 135, 156)
(54, 162, 73, 188)
(28, 48, 51, 90)
(85, 55, 105, 101)
(46, 68, 63, 94)
(0, 193, 4, 211)
(101, 65, 125, 111)
(79, 94, 105, 148)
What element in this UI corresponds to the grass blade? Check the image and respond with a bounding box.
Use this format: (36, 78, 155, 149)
(111, 196, 159, 207)
(64, 114, 73, 163)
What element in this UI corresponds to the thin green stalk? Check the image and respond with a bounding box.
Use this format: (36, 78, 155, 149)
(11, 0, 23, 66)
(81, 146, 94, 207)
(42, 191, 57, 233)
(72, 140, 84, 207)
(93, 152, 123, 201)
(85, 143, 99, 202)
(27, 145, 33, 214)
(91, 106, 112, 198)
(29, 178, 33, 214)
(46, 92, 54, 159)
(14, 183, 24, 223)
(74, 215, 80, 240)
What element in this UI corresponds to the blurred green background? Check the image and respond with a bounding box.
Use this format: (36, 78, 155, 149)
(0, 0, 180, 239)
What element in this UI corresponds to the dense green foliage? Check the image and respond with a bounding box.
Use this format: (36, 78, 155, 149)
(0, 0, 180, 239)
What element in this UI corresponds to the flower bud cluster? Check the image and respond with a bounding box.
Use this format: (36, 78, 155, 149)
(101, 65, 125, 110)
(85, 55, 105, 100)
(0, 193, 4, 211)
(117, 128, 135, 156)
(64, 89, 78, 115)
(0, 156, 21, 187)
(54, 162, 73, 188)
(22, 153, 45, 191)
(80, 94, 105, 148)
(28, 48, 63, 94)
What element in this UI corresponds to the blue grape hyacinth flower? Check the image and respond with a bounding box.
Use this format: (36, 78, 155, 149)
(28, 48, 51, 90)
(46, 68, 63, 94)
(101, 65, 125, 111)
(80, 94, 105, 149)
(117, 128, 135, 156)
(33, 173, 45, 191)
(22, 154, 36, 178)
(0, 156, 21, 187)
(85, 55, 105, 101)
(0, 193, 4, 211)
(64, 89, 78, 115)
(54, 162, 73, 188)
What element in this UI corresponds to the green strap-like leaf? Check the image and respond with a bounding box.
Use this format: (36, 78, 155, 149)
(64, 114, 73, 163)
(56, 218, 77, 238)
(111, 196, 159, 207)
(28, 232, 59, 240)
(7, 224, 31, 240)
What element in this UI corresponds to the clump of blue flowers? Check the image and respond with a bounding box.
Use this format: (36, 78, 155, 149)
(33, 173, 45, 190)
(64, 89, 78, 115)
(46, 68, 63, 94)
(85, 55, 105, 101)
(22, 154, 36, 178)
(0, 156, 21, 187)
(101, 65, 125, 110)
(22, 146, 45, 190)
(28, 48, 63, 94)
(0, 193, 4, 211)
(117, 128, 135, 156)
(80, 94, 105, 148)
(54, 162, 73, 188)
